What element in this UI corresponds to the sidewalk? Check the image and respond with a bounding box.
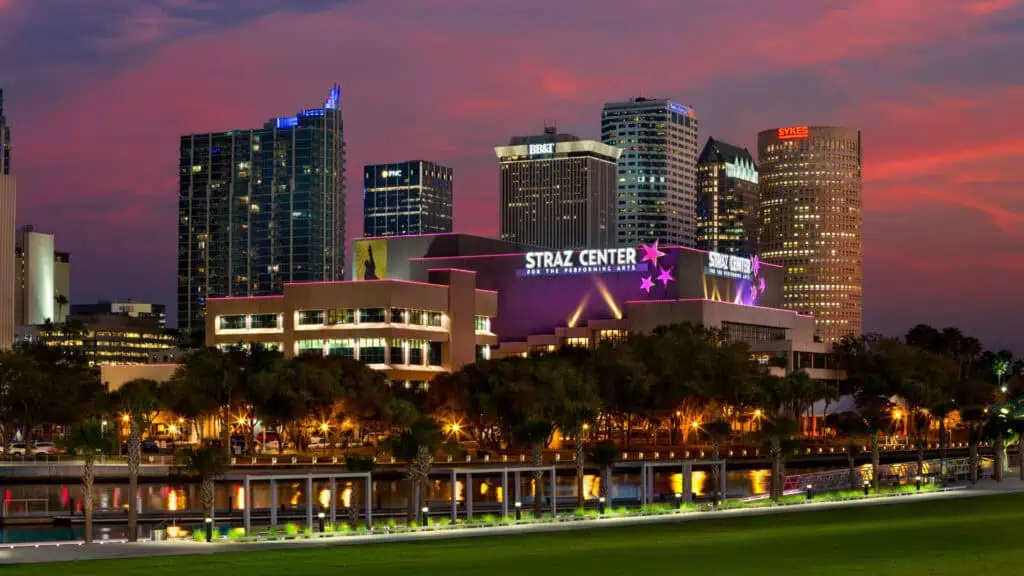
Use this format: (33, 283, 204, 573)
(4, 478, 1024, 566)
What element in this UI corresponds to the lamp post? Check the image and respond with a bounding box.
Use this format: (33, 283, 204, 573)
(674, 492, 682, 509)
(598, 496, 606, 515)
(805, 484, 813, 501)
(318, 511, 326, 533)
(421, 506, 429, 527)
(915, 475, 922, 491)
(863, 480, 870, 496)
(204, 517, 213, 542)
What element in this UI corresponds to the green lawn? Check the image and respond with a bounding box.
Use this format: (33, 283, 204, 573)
(8, 494, 1024, 575)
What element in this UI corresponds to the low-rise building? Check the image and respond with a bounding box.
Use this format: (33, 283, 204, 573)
(205, 269, 498, 387)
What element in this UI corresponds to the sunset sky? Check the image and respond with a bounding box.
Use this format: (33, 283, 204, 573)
(1, 0, 1021, 352)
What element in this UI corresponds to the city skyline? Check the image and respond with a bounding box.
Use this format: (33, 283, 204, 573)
(1, 0, 1022, 352)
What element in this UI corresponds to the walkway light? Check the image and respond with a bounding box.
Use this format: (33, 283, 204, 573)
(421, 506, 429, 527)
(805, 484, 813, 500)
(674, 492, 682, 509)
(598, 496, 606, 515)
(318, 511, 326, 532)
(915, 476, 922, 491)
(204, 517, 213, 542)
(863, 480, 870, 496)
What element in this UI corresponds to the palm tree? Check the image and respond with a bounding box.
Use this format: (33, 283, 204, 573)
(53, 294, 69, 322)
(344, 455, 375, 527)
(702, 419, 733, 501)
(516, 419, 553, 519)
(829, 412, 868, 489)
(982, 412, 1013, 482)
(387, 400, 442, 525)
(178, 447, 229, 532)
(59, 420, 113, 544)
(588, 441, 619, 506)
(110, 378, 161, 542)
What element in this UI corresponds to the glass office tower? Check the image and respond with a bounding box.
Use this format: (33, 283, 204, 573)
(363, 160, 453, 237)
(696, 137, 759, 255)
(178, 85, 345, 338)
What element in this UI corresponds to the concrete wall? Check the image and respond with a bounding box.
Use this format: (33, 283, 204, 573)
(101, 363, 179, 391)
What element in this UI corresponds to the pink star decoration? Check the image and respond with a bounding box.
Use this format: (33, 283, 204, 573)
(640, 276, 654, 293)
(657, 266, 674, 287)
(639, 240, 665, 264)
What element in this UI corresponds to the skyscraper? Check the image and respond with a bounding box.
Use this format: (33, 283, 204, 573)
(15, 225, 72, 325)
(496, 126, 620, 250)
(696, 137, 759, 255)
(178, 85, 345, 337)
(601, 97, 700, 247)
(363, 160, 453, 237)
(757, 125, 862, 343)
(1, 88, 10, 175)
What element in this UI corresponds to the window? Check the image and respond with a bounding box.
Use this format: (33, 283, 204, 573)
(722, 322, 786, 344)
(359, 308, 386, 323)
(564, 337, 589, 348)
(408, 310, 425, 325)
(476, 345, 491, 361)
(391, 308, 406, 323)
(249, 314, 279, 330)
(297, 310, 324, 326)
(297, 339, 324, 356)
(390, 340, 406, 364)
(327, 308, 354, 325)
(427, 311, 443, 327)
(219, 315, 245, 331)
(359, 337, 386, 364)
(428, 342, 442, 366)
(474, 316, 491, 332)
(327, 339, 355, 359)
(408, 344, 424, 366)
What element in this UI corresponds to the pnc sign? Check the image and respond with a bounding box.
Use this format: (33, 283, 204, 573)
(706, 251, 753, 280)
(528, 143, 555, 156)
(520, 248, 640, 277)
(777, 126, 810, 140)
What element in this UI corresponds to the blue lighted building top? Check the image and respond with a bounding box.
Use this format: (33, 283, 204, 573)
(274, 84, 341, 129)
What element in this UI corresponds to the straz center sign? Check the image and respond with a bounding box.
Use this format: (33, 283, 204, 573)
(706, 251, 753, 280)
(519, 248, 642, 277)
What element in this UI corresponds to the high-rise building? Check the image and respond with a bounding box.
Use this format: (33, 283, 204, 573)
(14, 225, 71, 325)
(601, 97, 700, 247)
(0, 174, 14, 348)
(363, 160, 453, 237)
(71, 299, 167, 328)
(1, 88, 10, 175)
(696, 137, 759, 255)
(757, 125, 862, 343)
(496, 126, 620, 250)
(178, 85, 345, 337)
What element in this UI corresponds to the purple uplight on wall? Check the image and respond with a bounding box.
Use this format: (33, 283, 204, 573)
(734, 254, 767, 306)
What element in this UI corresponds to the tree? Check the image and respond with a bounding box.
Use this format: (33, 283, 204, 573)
(54, 293, 69, 321)
(110, 378, 161, 542)
(515, 418, 554, 518)
(59, 420, 113, 544)
(702, 418, 733, 502)
(169, 347, 245, 458)
(828, 412, 868, 489)
(981, 412, 1013, 482)
(588, 441, 619, 504)
(545, 350, 600, 510)
(178, 447, 229, 529)
(897, 350, 955, 475)
(593, 340, 649, 447)
(344, 455, 375, 527)
(387, 400, 442, 525)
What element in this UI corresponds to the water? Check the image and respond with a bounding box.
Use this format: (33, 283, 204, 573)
(0, 466, 818, 543)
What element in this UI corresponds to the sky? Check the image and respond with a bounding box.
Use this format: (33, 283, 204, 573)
(0, 0, 1022, 353)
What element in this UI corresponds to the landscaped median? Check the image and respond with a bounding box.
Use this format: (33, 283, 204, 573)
(174, 482, 952, 544)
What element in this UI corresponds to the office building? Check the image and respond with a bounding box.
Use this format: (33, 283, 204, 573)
(40, 309, 177, 366)
(496, 126, 620, 250)
(178, 85, 346, 337)
(14, 225, 70, 325)
(696, 137, 759, 255)
(1, 88, 10, 175)
(71, 299, 167, 328)
(0, 175, 14, 348)
(601, 97, 700, 247)
(757, 126, 863, 343)
(363, 160, 453, 237)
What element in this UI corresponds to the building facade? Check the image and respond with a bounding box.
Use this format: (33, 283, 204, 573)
(0, 174, 14, 348)
(205, 270, 498, 387)
(71, 299, 167, 328)
(696, 138, 759, 256)
(351, 234, 842, 381)
(601, 97, 700, 248)
(363, 160, 453, 237)
(14, 226, 70, 325)
(39, 312, 177, 366)
(757, 126, 863, 343)
(496, 127, 619, 250)
(1, 88, 10, 175)
(178, 85, 346, 337)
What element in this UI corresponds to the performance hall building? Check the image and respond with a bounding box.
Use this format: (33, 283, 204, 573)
(206, 233, 841, 385)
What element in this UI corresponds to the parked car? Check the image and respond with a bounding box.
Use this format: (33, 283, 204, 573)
(141, 439, 161, 454)
(7, 442, 29, 455)
(32, 442, 60, 455)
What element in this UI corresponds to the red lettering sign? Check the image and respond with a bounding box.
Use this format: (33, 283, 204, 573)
(777, 126, 810, 140)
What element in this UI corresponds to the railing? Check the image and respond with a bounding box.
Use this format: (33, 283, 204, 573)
(0, 454, 176, 466)
(783, 457, 994, 494)
(2, 498, 49, 517)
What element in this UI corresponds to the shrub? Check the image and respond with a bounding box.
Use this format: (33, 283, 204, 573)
(192, 528, 206, 542)
(228, 527, 246, 539)
(284, 523, 300, 536)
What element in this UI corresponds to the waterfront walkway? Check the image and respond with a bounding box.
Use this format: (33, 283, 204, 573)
(4, 478, 1024, 566)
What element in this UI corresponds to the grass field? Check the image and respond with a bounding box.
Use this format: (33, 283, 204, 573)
(7, 494, 1024, 575)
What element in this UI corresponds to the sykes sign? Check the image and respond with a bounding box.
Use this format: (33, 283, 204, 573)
(519, 248, 641, 277)
(706, 251, 753, 280)
(777, 126, 809, 140)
